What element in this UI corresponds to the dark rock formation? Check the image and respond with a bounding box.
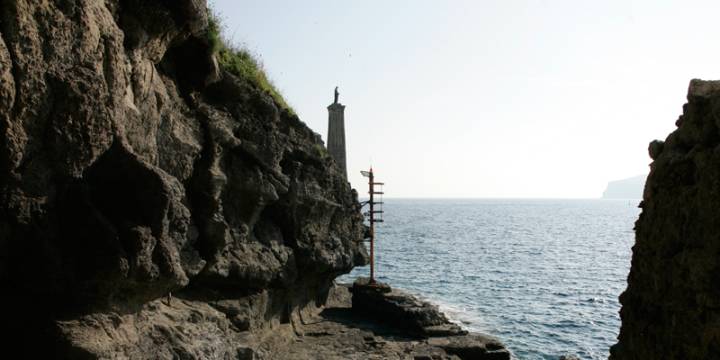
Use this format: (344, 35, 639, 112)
(351, 278, 466, 337)
(0, 0, 367, 357)
(351, 279, 511, 360)
(611, 79, 720, 359)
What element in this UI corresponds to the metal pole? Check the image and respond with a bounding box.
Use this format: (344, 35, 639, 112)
(369, 168, 375, 283)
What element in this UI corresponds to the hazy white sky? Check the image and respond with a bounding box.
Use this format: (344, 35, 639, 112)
(211, 0, 720, 198)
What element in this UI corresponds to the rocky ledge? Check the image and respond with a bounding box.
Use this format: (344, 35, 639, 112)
(349, 278, 510, 360)
(255, 281, 511, 360)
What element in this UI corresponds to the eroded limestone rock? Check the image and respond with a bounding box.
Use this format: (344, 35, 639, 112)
(0, 0, 367, 357)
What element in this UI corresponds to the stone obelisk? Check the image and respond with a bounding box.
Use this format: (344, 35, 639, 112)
(327, 87, 347, 178)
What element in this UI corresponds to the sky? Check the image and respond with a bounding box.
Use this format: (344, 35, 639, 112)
(210, 0, 720, 198)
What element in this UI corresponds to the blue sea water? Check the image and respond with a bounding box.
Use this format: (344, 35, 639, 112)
(341, 199, 640, 360)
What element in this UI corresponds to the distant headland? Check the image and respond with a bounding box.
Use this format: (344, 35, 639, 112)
(602, 175, 646, 199)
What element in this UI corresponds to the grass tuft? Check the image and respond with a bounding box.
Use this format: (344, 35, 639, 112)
(207, 10, 294, 115)
(313, 143, 330, 159)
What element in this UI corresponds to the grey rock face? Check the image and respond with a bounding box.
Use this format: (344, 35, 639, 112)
(610, 79, 720, 359)
(0, 0, 367, 357)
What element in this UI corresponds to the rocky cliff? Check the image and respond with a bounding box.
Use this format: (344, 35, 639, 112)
(611, 80, 720, 359)
(0, 1, 367, 357)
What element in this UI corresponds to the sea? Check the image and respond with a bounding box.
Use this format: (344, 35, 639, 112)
(340, 198, 640, 360)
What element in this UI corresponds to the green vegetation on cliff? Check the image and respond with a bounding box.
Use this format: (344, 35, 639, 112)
(207, 11, 294, 114)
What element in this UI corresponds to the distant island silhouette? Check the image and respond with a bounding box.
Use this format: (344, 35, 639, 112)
(602, 175, 646, 199)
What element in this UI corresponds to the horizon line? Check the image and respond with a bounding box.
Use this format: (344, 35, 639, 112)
(356, 196, 643, 200)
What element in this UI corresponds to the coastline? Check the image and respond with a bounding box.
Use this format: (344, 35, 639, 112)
(3, 0, 717, 358)
(341, 198, 636, 359)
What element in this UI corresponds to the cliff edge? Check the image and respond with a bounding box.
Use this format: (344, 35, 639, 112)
(611, 80, 720, 359)
(0, 1, 367, 357)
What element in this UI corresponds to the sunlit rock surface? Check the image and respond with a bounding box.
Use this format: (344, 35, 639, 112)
(0, 1, 367, 357)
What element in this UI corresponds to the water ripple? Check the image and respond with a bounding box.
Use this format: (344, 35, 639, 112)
(341, 199, 639, 360)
